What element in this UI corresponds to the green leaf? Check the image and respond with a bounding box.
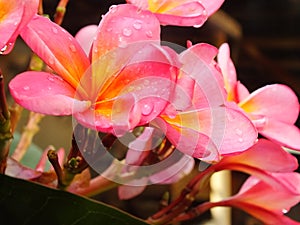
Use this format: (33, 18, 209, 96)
(0, 174, 149, 225)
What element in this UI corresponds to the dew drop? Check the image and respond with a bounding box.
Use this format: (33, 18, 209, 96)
(52, 27, 58, 34)
(122, 27, 132, 37)
(69, 44, 77, 53)
(133, 20, 142, 30)
(0, 43, 13, 55)
(142, 103, 154, 116)
(238, 137, 243, 143)
(143, 79, 150, 86)
(109, 5, 118, 13)
(282, 209, 288, 214)
(235, 128, 243, 136)
(47, 76, 55, 82)
(23, 86, 30, 91)
(193, 24, 202, 28)
(145, 30, 153, 38)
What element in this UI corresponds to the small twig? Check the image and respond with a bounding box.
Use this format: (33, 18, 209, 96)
(54, 0, 69, 25)
(0, 72, 13, 174)
(11, 112, 44, 162)
(47, 150, 65, 188)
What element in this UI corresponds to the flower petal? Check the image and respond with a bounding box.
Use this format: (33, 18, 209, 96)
(154, 1, 208, 27)
(200, 0, 225, 16)
(92, 4, 160, 62)
(0, 0, 38, 54)
(75, 25, 98, 56)
(20, 15, 90, 90)
(9, 72, 90, 115)
(237, 173, 300, 211)
(239, 84, 299, 124)
(218, 139, 299, 173)
(259, 118, 300, 150)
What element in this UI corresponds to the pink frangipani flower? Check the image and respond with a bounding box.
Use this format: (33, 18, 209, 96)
(0, 0, 39, 54)
(199, 173, 300, 225)
(154, 43, 257, 159)
(9, 4, 178, 134)
(126, 0, 224, 27)
(218, 43, 300, 150)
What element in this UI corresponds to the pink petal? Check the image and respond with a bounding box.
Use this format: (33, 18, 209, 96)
(6, 157, 41, 179)
(239, 84, 299, 124)
(200, 0, 225, 16)
(118, 177, 148, 200)
(20, 15, 90, 91)
(149, 154, 195, 184)
(236, 81, 250, 102)
(0, 0, 39, 54)
(154, 2, 208, 27)
(92, 4, 160, 62)
(88, 43, 178, 126)
(217, 43, 238, 102)
(218, 139, 299, 173)
(179, 45, 227, 108)
(153, 117, 220, 160)
(126, 0, 149, 9)
(9, 72, 90, 115)
(218, 107, 257, 154)
(75, 25, 98, 56)
(125, 127, 155, 165)
(237, 173, 300, 211)
(259, 118, 300, 150)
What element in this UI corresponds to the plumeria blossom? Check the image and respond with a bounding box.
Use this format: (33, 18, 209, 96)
(0, 0, 39, 54)
(174, 139, 300, 224)
(218, 43, 300, 150)
(9, 4, 178, 135)
(153, 43, 257, 159)
(126, 0, 224, 27)
(197, 173, 300, 225)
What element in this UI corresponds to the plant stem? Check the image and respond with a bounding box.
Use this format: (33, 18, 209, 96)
(11, 112, 44, 162)
(0, 72, 13, 174)
(54, 0, 69, 25)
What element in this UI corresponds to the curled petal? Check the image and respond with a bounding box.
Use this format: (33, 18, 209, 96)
(200, 0, 225, 17)
(0, 0, 39, 54)
(20, 15, 90, 90)
(9, 72, 90, 115)
(239, 84, 299, 124)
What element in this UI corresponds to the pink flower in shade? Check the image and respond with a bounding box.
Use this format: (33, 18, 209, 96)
(218, 43, 300, 150)
(9, 4, 178, 134)
(0, 0, 39, 54)
(153, 43, 257, 159)
(126, 0, 224, 27)
(174, 139, 300, 224)
(199, 173, 300, 225)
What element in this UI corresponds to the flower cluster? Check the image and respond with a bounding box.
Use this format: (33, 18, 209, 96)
(1, 0, 300, 224)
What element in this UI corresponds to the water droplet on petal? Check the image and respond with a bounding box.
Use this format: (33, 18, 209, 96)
(235, 128, 243, 136)
(145, 30, 153, 38)
(193, 24, 202, 28)
(238, 137, 243, 143)
(0, 43, 13, 55)
(52, 27, 58, 34)
(143, 79, 150, 86)
(133, 20, 142, 30)
(23, 86, 30, 91)
(122, 28, 132, 37)
(282, 209, 288, 214)
(109, 5, 118, 13)
(142, 103, 154, 116)
(69, 44, 77, 53)
(47, 76, 55, 82)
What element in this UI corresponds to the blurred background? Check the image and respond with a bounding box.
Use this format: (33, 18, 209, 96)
(0, 0, 299, 224)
